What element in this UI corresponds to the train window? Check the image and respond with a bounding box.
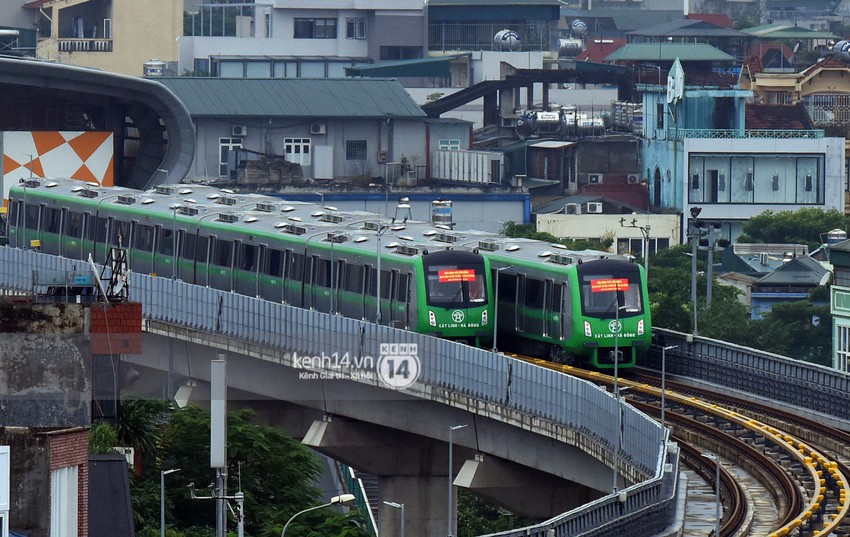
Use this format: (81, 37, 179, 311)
(524, 278, 545, 309)
(87, 215, 108, 242)
(380, 270, 392, 299)
(112, 221, 131, 247)
(424, 262, 487, 306)
(43, 207, 61, 234)
(290, 253, 305, 280)
(64, 212, 83, 239)
(8, 202, 18, 228)
(238, 243, 257, 271)
(135, 224, 155, 251)
(24, 204, 39, 230)
(344, 264, 364, 292)
(579, 272, 642, 317)
(212, 238, 233, 267)
(314, 258, 331, 287)
(158, 227, 174, 255)
(265, 248, 284, 276)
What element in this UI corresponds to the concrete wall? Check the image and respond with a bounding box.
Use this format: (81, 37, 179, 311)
(1, 431, 50, 537)
(536, 213, 681, 245)
(0, 303, 90, 428)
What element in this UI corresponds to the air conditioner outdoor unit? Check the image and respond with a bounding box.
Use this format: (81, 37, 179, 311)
(586, 202, 603, 213)
(377, 151, 388, 163)
(231, 125, 248, 137)
(310, 122, 327, 135)
(588, 173, 603, 184)
(565, 203, 581, 215)
(627, 174, 640, 184)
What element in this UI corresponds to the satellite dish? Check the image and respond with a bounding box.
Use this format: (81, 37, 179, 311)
(833, 40, 850, 64)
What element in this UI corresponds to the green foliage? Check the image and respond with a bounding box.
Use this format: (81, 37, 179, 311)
(89, 421, 118, 455)
(502, 221, 613, 251)
(130, 404, 371, 537)
(458, 491, 538, 537)
(747, 302, 832, 365)
(117, 398, 173, 462)
(426, 92, 445, 103)
(737, 208, 846, 249)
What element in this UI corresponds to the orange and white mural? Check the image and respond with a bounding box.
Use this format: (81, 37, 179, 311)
(3, 131, 114, 199)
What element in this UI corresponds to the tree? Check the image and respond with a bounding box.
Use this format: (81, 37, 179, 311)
(130, 405, 371, 537)
(458, 491, 538, 537)
(502, 221, 613, 251)
(736, 208, 846, 249)
(748, 301, 832, 365)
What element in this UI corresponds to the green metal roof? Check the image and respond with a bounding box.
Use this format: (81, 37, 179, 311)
(345, 54, 470, 78)
(742, 24, 838, 40)
(605, 42, 735, 62)
(155, 77, 426, 119)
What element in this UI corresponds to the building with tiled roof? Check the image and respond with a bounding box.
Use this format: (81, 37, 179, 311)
(745, 103, 815, 130)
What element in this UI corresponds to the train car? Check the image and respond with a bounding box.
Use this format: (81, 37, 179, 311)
(5, 179, 494, 345)
(448, 232, 651, 369)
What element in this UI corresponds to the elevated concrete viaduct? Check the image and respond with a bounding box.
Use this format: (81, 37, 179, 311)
(126, 324, 616, 537)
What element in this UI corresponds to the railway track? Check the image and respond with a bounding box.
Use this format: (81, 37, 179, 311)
(514, 356, 850, 537)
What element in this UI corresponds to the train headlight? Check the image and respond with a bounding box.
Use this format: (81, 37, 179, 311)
(429, 310, 437, 327)
(584, 321, 592, 337)
(481, 309, 488, 326)
(637, 319, 644, 335)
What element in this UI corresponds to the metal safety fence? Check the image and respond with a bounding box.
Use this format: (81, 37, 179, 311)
(0, 248, 675, 536)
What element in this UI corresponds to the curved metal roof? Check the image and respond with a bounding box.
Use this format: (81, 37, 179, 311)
(0, 56, 194, 190)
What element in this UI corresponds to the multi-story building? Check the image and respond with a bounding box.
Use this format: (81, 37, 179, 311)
(178, 0, 426, 79)
(34, 0, 181, 76)
(639, 47, 845, 243)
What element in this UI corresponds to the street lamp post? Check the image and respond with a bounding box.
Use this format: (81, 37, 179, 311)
(702, 453, 721, 537)
(375, 225, 388, 324)
(493, 266, 513, 353)
(619, 218, 652, 277)
(689, 207, 703, 336)
(660, 345, 678, 429)
(448, 424, 467, 537)
(612, 385, 632, 494)
(171, 204, 184, 279)
(161, 468, 181, 537)
(383, 501, 405, 537)
(281, 494, 356, 537)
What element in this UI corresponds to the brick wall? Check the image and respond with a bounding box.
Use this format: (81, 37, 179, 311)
(90, 302, 142, 355)
(48, 428, 89, 537)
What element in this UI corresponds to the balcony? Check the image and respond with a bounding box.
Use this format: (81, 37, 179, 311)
(58, 38, 113, 52)
(667, 128, 824, 140)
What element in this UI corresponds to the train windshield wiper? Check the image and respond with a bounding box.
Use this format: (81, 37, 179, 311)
(446, 284, 464, 308)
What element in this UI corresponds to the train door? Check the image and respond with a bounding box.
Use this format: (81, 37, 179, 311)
(311, 255, 332, 312)
(184, 232, 210, 286)
(390, 271, 409, 328)
(522, 277, 545, 335)
(362, 266, 374, 320)
(559, 282, 572, 339)
(61, 210, 84, 259)
(154, 225, 173, 278)
(288, 252, 306, 308)
(133, 221, 156, 274)
(340, 262, 364, 319)
(41, 206, 61, 254)
(233, 240, 259, 296)
(260, 247, 286, 302)
(22, 203, 41, 250)
(209, 237, 234, 291)
(544, 280, 559, 339)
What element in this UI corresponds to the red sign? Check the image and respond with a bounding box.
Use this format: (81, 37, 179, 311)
(590, 278, 629, 293)
(439, 269, 476, 283)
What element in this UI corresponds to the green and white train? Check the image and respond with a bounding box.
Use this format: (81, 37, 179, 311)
(5, 178, 651, 368)
(6, 179, 493, 345)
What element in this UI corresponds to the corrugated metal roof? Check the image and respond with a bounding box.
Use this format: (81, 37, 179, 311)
(605, 43, 735, 62)
(155, 78, 426, 119)
(345, 54, 469, 78)
(628, 18, 749, 38)
(742, 24, 838, 40)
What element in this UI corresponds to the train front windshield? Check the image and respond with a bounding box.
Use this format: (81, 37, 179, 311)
(425, 263, 487, 307)
(578, 264, 643, 318)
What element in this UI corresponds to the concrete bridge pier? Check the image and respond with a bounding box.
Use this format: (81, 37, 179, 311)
(303, 416, 473, 537)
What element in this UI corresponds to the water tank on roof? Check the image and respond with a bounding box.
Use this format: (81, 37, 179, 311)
(494, 29, 521, 51)
(570, 19, 587, 37)
(827, 228, 848, 245)
(559, 38, 584, 57)
(833, 41, 850, 64)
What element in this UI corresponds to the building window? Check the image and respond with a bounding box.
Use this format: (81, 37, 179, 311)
(346, 140, 367, 161)
(219, 138, 242, 177)
(837, 324, 850, 371)
(284, 138, 311, 166)
(346, 18, 366, 39)
(656, 102, 664, 129)
(379, 46, 422, 60)
(438, 139, 461, 150)
(294, 18, 337, 39)
(194, 58, 210, 77)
